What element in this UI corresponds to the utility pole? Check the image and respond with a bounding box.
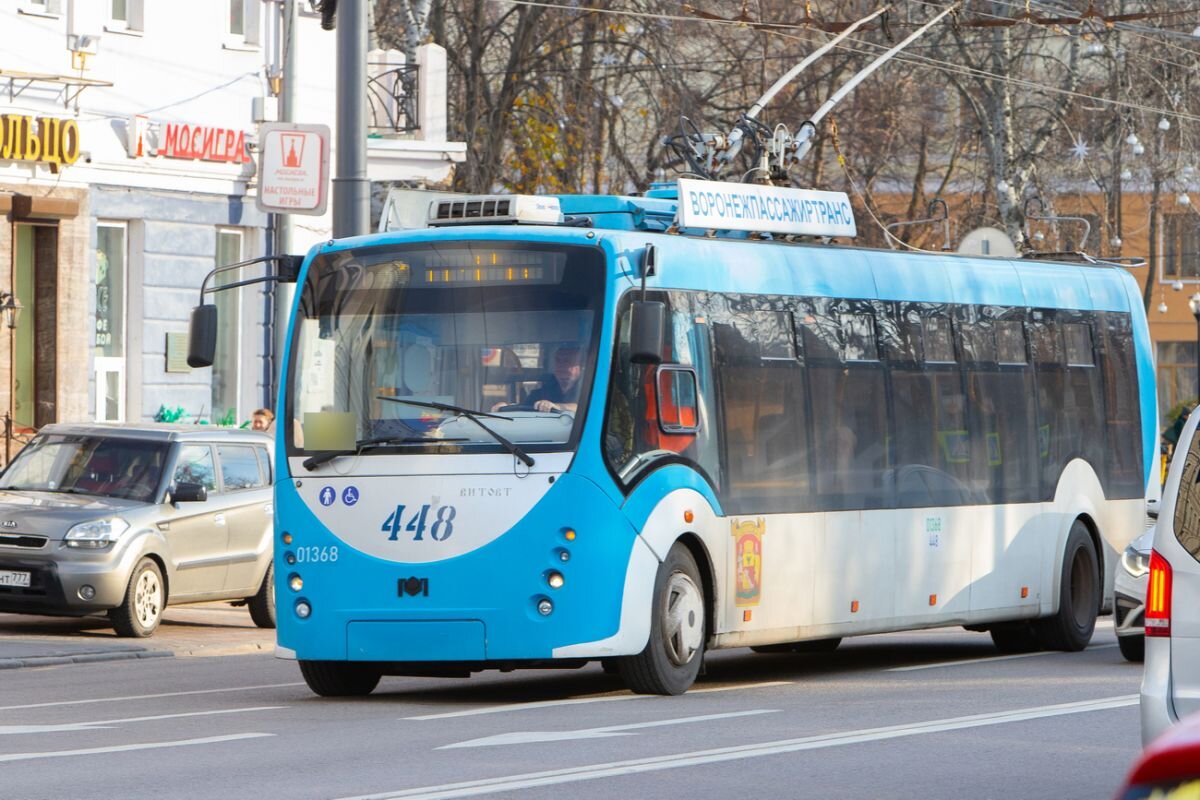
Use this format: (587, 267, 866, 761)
(333, 0, 369, 237)
(274, 0, 298, 383)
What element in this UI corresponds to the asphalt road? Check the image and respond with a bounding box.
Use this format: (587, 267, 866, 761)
(0, 619, 1142, 800)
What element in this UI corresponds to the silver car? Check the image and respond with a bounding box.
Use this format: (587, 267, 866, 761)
(0, 423, 275, 637)
(1115, 527, 1154, 663)
(1142, 407, 1200, 743)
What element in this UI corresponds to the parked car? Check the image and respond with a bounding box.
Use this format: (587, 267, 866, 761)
(0, 423, 275, 637)
(1116, 710, 1200, 799)
(1142, 407, 1200, 743)
(1115, 527, 1155, 662)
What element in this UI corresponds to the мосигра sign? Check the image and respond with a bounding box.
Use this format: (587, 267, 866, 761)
(157, 122, 251, 164)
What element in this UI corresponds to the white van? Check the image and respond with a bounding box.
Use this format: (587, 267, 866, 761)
(1141, 407, 1200, 743)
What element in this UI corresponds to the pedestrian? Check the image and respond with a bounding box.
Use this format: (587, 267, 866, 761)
(251, 408, 276, 433)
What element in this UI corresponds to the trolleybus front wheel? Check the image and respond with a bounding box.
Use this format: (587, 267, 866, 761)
(618, 543, 706, 695)
(299, 660, 382, 697)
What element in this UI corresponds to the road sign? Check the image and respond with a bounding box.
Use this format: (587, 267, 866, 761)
(256, 122, 330, 216)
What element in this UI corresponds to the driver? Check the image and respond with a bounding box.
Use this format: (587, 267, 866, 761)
(525, 345, 582, 413)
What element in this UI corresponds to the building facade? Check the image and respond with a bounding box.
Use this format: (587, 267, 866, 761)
(1, 0, 463, 453)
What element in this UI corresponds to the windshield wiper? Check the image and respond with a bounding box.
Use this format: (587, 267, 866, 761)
(301, 434, 465, 471)
(376, 396, 535, 468)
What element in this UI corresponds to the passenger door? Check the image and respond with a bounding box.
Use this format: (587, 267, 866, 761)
(216, 444, 273, 594)
(161, 444, 227, 597)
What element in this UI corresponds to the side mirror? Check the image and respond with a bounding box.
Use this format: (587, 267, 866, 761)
(187, 305, 217, 368)
(629, 300, 665, 365)
(172, 482, 208, 503)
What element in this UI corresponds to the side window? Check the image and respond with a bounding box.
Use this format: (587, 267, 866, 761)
(255, 446, 273, 484)
(218, 445, 264, 491)
(172, 445, 217, 491)
(1172, 420, 1200, 563)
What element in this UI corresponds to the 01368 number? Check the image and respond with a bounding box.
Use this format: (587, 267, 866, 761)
(382, 504, 457, 542)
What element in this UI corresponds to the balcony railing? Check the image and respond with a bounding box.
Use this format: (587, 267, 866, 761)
(367, 63, 419, 136)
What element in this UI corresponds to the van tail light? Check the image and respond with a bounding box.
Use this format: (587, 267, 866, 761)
(1145, 550, 1172, 638)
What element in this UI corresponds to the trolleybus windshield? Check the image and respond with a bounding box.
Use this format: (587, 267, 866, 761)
(286, 241, 605, 458)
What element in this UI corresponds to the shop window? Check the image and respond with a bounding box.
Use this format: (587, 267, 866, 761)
(95, 223, 127, 422)
(212, 229, 244, 425)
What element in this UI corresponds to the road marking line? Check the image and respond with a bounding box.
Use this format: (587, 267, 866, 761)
(0, 683, 305, 711)
(440, 709, 778, 749)
(0, 706, 286, 735)
(0, 733, 274, 763)
(887, 643, 1118, 672)
(340, 695, 1138, 800)
(404, 681, 792, 720)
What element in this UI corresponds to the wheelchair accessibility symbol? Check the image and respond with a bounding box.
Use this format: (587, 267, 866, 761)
(342, 486, 360, 506)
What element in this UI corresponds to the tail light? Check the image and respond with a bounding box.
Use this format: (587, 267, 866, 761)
(1146, 550, 1172, 638)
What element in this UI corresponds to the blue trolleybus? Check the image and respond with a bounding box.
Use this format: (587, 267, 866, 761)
(215, 179, 1155, 696)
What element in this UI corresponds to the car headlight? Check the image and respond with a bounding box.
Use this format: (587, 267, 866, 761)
(64, 518, 130, 549)
(1120, 544, 1150, 578)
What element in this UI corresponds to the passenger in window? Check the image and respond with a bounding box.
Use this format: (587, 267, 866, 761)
(524, 346, 583, 413)
(251, 408, 276, 434)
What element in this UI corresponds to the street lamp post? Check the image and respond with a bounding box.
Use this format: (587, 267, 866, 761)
(1189, 292, 1200, 400)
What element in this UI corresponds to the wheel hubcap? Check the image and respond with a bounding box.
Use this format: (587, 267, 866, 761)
(134, 570, 162, 628)
(662, 572, 704, 667)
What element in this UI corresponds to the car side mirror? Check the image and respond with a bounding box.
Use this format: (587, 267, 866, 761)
(187, 305, 217, 368)
(172, 482, 208, 503)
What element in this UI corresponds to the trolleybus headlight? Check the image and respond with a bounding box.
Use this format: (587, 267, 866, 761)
(556, 548, 570, 563)
(295, 599, 312, 619)
(546, 571, 565, 589)
(289, 574, 303, 592)
(536, 598, 554, 616)
(285, 551, 296, 565)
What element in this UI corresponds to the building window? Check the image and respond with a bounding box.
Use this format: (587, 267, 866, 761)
(95, 223, 127, 422)
(1157, 341, 1197, 422)
(226, 0, 260, 46)
(1164, 214, 1200, 279)
(107, 0, 144, 32)
(212, 229, 244, 425)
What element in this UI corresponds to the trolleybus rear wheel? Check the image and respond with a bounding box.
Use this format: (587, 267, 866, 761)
(618, 543, 706, 695)
(299, 660, 382, 697)
(1034, 520, 1099, 651)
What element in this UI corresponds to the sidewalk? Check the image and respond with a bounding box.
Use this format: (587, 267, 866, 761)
(0, 603, 276, 669)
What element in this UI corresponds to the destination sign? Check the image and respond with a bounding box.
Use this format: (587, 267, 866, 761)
(676, 178, 857, 238)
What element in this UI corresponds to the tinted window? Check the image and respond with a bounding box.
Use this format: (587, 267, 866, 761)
(842, 313, 878, 361)
(995, 320, 1027, 364)
(809, 362, 888, 510)
(1099, 313, 1143, 498)
(923, 316, 955, 362)
(1064, 323, 1095, 366)
(173, 445, 216, 491)
(0, 435, 168, 503)
(1173, 419, 1200, 563)
(218, 445, 264, 491)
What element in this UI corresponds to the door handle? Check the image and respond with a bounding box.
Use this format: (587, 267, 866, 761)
(214, 513, 226, 526)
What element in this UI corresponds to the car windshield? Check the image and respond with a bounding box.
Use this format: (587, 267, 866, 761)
(286, 240, 605, 457)
(0, 434, 170, 503)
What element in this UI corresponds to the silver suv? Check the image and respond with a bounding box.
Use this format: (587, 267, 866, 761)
(0, 423, 274, 637)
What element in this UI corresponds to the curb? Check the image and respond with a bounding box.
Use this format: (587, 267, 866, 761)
(0, 648, 174, 670)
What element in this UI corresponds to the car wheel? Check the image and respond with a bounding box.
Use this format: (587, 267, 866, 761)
(299, 660, 382, 697)
(247, 563, 276, 629)
(1118, 634, 1145, 663)
(109, 558, 165, 638)
(1035, 520, 1099, 651)
(618, 543, 706, 695)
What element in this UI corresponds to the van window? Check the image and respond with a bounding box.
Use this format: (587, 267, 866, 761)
(173, 445, 217, 491)
(1172, 422, 1200, 562)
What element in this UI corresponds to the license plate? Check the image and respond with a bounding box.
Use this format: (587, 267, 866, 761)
(0, 570, 31, 588)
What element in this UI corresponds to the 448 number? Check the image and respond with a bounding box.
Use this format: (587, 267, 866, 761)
(382, 504, 457, 542)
